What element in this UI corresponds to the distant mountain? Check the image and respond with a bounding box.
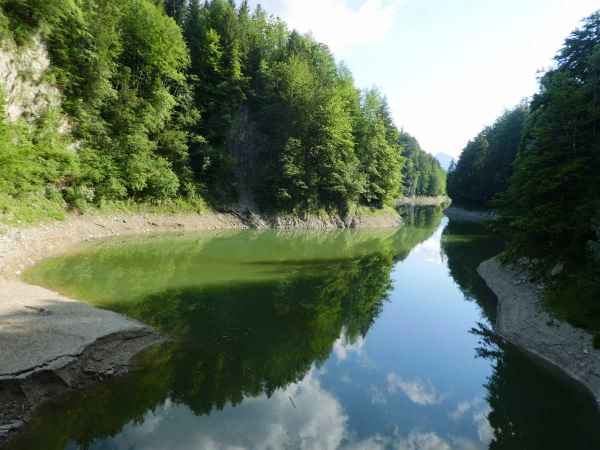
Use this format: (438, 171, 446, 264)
(435, 153, 456, 172)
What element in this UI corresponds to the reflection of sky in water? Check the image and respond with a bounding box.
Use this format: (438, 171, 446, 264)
(69, 219, 495, 450)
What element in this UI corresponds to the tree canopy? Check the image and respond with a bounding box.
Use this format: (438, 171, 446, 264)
(0, 0, 445, 222)
(448, 10, 600, 322)
(399, 130, 447, 197)
(447, 103, 528, 207)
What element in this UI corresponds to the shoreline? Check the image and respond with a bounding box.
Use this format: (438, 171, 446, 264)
(0, 211, 244, 445)
(443, 206, 496, 223)
(395, 195, 450, 207)
(0, 207, 404, 445)
(478, 256, 600, 408)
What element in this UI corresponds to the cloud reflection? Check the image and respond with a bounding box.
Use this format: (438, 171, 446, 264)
(333, 328, 366, 362)
(98, 369, 491, 450)
(105, 369, 347, 450)
(449, 397, 494, 446)
(386, 373, 443, 406)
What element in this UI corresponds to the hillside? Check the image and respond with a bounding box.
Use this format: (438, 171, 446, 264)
(0, 0, 445, 225)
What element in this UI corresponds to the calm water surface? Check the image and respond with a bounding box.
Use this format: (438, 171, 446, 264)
(12, 208, 600, 450)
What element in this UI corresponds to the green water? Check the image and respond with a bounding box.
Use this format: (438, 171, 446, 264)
(9, 208, 600, 450)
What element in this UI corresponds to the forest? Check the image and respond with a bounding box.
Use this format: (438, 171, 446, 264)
(448, 11, 600, 328)
(0, 0, 445, 223)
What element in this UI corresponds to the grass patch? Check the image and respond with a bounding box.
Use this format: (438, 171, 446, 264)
(0, 193, 210, 228)
(355, 204, 398, 218)
(94, 197, 209, 215)
(0, 192, 66, 226)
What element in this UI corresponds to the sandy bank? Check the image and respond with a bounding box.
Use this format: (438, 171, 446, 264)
(478, 257, 600, 408)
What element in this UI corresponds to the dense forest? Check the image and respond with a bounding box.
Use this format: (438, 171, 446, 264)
(448, 11, 600, 326)
(399, 131, 446, 197)
(0, 0, 445, 223)
(447, 104, 528, 207)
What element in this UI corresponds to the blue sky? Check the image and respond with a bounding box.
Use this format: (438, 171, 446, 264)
(243, 0, 600, 157)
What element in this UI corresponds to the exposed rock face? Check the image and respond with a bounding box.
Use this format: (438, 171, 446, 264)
(0, 36, 64, 124)
(231, 208, 403, 230)
(478, 257, 600, 408)
(227, 106, 267, 211)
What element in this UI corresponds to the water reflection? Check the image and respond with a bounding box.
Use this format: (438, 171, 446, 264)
(444, 221, 600, 450)
(8, 208, 600, 450)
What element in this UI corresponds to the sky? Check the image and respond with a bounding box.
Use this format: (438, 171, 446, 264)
(242, 0, 600, 157)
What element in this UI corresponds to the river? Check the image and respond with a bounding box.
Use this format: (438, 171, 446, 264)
(9, 207, 600, 450)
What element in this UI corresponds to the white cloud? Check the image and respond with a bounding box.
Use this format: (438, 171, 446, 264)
(369, 385, 388, 405)
(449, 398, 483, 421)
(333, 328, 366, 362)
(104, 369, 348, 450)
(245, 0, 405, 53)
(396, 431, 452, 450)
(386, 372, 443, 406)
(473, 405, 494, 445)
(346, 430, 452, 450)
(449, 397, 495, 446)
(410, 223, 446, 265)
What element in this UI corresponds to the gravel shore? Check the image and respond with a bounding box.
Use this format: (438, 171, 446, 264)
(478, 256, 600, 407)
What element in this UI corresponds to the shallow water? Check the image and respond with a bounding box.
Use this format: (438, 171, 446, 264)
(12, 208, 600, 450)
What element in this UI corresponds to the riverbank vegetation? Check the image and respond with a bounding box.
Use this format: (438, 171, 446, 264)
(448, 11, 600, 334)
(0, 0, 445, 225)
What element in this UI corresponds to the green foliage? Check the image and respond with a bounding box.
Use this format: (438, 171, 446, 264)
(499, 12, 600, 317)
(447, 103, 528, 207)
(0, 0, 197, 215)
(181, 1, 420, 211)
(399, 131, 446, 197)
(447, 10, 600, 330)
(356, 89, 403, 206)
(0, 86, 77, 223)
(0, 0, 431, 222)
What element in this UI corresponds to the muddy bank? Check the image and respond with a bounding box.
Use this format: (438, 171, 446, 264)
(478, 257, 600, 408)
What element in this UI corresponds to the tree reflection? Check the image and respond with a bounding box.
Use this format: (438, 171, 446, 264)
(471, 323, 600, 450)
(9, 219, 444, 450)
(441, 220, 503, 322)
